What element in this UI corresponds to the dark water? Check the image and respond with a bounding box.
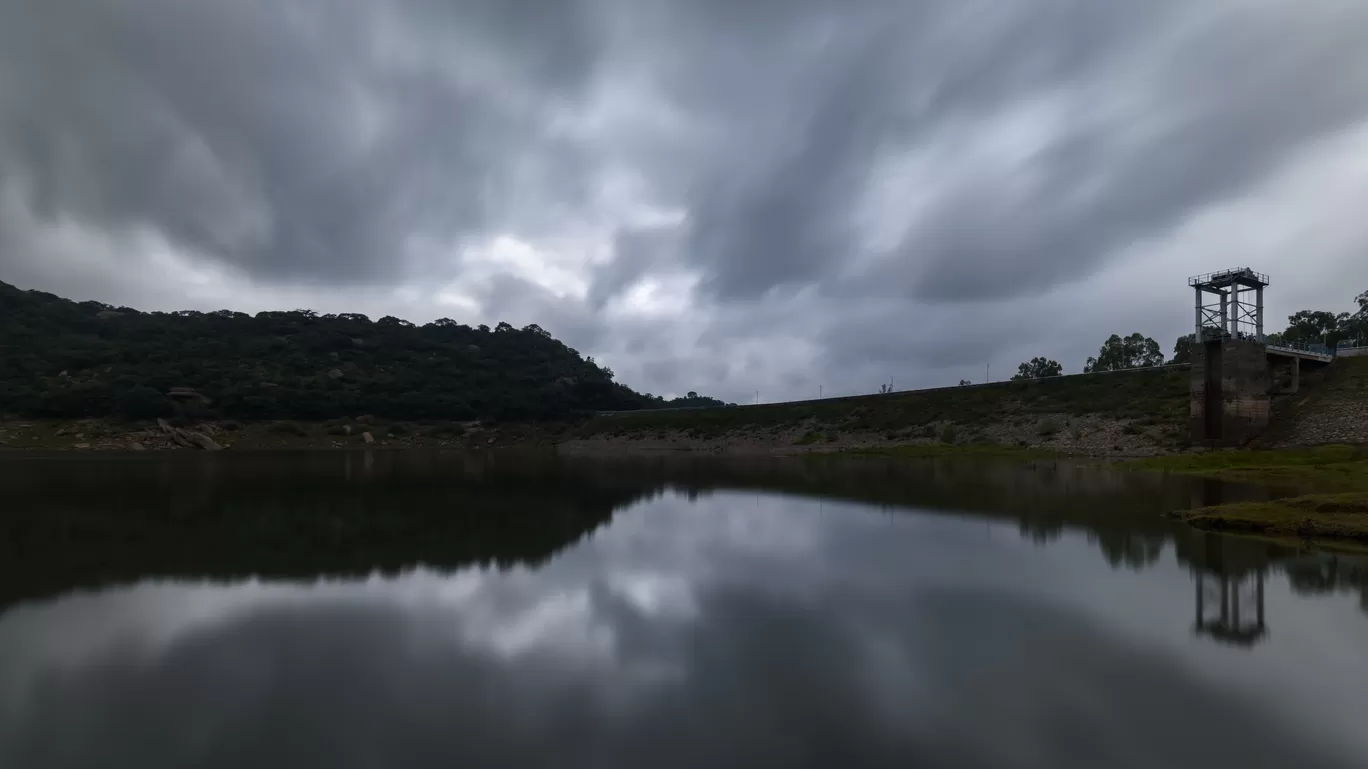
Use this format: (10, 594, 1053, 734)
(2, 451, 1367, 769)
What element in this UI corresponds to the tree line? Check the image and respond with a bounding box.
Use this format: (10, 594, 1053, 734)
(1006, 288, 1368, 382)
(0, 280, 729, 423)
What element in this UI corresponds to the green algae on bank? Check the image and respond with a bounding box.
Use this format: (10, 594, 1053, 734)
(1180, 492, 1368, 543)
(1123, 445, 1368, 492)
(836, 444, 1062, 460)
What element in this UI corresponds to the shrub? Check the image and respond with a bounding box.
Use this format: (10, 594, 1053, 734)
(793, 431, 822, 445)
(1036, 418, 1060, 438)
(940, 424, 958, 444)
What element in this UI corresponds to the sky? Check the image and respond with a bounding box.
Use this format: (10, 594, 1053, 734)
(3, 0, 1368, 402)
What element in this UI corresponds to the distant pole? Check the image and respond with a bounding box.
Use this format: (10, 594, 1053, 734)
(819, 385, 823, 399)
(756, 390, 760, 405)
(986, 363, 990, 383)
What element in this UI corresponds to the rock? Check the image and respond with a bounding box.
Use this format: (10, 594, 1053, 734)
(342, 425, 352, 436)
(167, 426, 221, 450)
(327, 369, 344, 380)
(74, 433, 85, 440)
(72, 443, 91, 449)
(260, 382, 280, 389)
(356, 415, 375, 425)
(362, 432, 375, 444)
(129, 442, 146, 451)
(157, 418, 173, 433)
(351, 338, 365, 347)
(56, 427, 72, 437)
(58, 370, 69, 378)
(486, 436, 497, 445)
(167, 388, 212, 405)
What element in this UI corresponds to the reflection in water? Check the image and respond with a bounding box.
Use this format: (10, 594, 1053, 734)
(1, 451, 1367, 768)
(1195, 570, 1267, 646)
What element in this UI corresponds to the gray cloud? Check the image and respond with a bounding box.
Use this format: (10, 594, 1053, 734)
(0, 0, 603, 284)
(3, 0, 1368, 400)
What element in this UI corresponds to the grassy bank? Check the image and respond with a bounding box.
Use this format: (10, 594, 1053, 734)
(1126, 445, 1368, 545)
(1180, 492, 1368, 544)
(839, 444, 1062, 460)
(1125, 445, 1368, 491)
(0, 417, 562, 451)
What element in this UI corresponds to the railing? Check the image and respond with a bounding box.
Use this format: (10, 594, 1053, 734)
(1188, 268, 1270, 287)
(1267, 340, 1335, 357)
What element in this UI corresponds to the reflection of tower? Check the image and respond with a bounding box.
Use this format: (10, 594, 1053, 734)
(1194, 570, 1267, 647)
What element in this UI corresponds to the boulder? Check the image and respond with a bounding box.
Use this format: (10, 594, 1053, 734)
(72, 443, 91, 450)
(167, 388, 212, 405)
(362, 432, 375, 444)
(327, 369, 344, 380)
(355, 415, 375, 425)
(158, 419, 220, 450)
(180, 430, 222, 451)
(129, 443, 146, 451)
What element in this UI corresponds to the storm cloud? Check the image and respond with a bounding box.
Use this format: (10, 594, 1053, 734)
(3, 0, 1368, 400)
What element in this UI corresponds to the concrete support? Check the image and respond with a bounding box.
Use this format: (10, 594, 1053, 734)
(1190, 337, 1271, 446)
(1195, 286, 1203, 339)
(1230, 286, 1240, 337)
(1255, 286, 1265, 341)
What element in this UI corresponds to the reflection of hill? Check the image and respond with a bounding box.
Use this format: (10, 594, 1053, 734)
(6, 451, 1365, 617)
(557, 453, 1295, 573)
(0, 451, 649, 608)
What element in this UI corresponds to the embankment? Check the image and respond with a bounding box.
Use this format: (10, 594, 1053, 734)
(1263, 357, 1368, 447)
(565, 366, 1193, 456)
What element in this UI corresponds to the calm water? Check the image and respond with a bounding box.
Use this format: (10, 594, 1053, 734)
(1, 451, 1367, 769)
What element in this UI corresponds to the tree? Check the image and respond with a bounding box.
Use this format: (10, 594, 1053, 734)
(1012, 357, 1063, 380)
(0, 278, 717, 423)
(1283, 310, 1344, 346)
(1083, 333, 1164, 373)
(1170, 334, 1194, 365)
(958, 379, 972, 386)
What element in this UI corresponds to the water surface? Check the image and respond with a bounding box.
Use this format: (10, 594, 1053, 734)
(2, 451, 1366, 768)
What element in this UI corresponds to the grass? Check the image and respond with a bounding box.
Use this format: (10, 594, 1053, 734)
(1180, 492, 1368, 542)
(579, 366, 1190, 438)
(842, 444, 1061, 460)
(1125, 445, 1368, 492)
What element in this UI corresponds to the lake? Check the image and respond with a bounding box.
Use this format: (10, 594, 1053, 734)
(1, 451, 1366, 768)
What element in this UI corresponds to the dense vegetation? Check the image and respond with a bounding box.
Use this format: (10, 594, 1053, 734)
(0, 280, 725, 422)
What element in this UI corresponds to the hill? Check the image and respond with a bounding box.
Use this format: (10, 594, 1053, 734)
(0, 280, 722, 423)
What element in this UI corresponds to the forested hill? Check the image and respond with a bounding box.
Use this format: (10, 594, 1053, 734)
(0, 280, 724, 422)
